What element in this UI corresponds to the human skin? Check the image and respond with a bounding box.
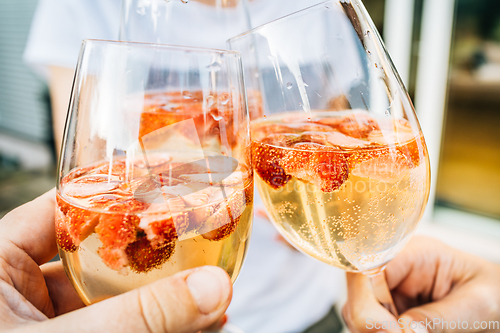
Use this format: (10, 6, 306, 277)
(0, 189, 232, 333)
(343, 236, 500, 333)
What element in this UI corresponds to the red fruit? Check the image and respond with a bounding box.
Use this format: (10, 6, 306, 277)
(97, 247, 129, 271)
(56, 194, 70, 215)
(55, 206, 77, 252)
(62, 165, 94, 185)
(142, 216, 179, 249)
(396, 134, 425, 167)
(126, 236, 176, 273)
(202, 187, 248, 241)
(96, 214, 138, 249)
(62, 179, 121, 199)
(67, 207, 100, 245)
(94, 160, 128, 178)
(337, 114, 379, 139)
(314, 117, 344, 129)
(88, 194, 124, 209)
(107, 198, 149, 213)
(57, 194, 100, 245)
(252, 141, 292, 189)
(282, 143, 349, 192)
(251, 122, 298, 142)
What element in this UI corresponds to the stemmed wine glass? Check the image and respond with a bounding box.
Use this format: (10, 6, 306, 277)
(56, 40, 253, 307)
(228, 0, 430, 316)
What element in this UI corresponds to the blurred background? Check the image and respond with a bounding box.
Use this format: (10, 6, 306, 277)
(0, 0, 499, 260)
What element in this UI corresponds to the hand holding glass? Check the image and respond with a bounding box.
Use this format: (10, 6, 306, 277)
(229, 0, 430, 316)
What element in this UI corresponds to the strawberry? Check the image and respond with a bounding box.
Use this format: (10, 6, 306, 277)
(66, 207, 100, 245)
(97, 247, 129, 271)
(96, 214, 138, 249)
(202, 187, 248, 241)
(141, 216, 179, 249)
(107, 198, 149, 213)
(126, 236, 176, 273)
(88, 194, 124, 209)
(282, 143, 349, 192)
(57, 194, 100, 245)
(93, 160, 129, 179)
(396, 133, 425, 167)
(337, 114, 379, 139)
(55, 206, 77, 252)
(252, 140, 292, 189)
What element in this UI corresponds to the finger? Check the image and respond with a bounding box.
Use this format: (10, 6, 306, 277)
(344, 272, 402, 333)
(0, 189, 57, 265)
(25, 266, 232, 333)
(202, 314, 228, 332)
(400, 268, 500, 333)
(274, 234, 298, 251)
(385, 237, 452, 291)
(41, 261, 85, 316)
(256, 208, 269, 220)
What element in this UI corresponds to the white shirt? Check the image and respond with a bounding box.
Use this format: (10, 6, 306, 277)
(24, 1, 343, 332)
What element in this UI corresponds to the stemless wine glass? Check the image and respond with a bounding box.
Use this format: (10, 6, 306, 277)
(229, 0, 430, 316)
(55, 40, 253, 306)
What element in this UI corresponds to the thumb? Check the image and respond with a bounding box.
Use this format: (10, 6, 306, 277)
(343, 272, 402, 333)
(28, 266, 232, 333)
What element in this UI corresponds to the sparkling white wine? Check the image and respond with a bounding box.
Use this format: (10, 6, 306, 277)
(252, 112, 430, 272)
(57, 154, 253, 305)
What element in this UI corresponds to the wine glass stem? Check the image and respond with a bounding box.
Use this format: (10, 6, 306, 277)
(365, 267, 399, 317)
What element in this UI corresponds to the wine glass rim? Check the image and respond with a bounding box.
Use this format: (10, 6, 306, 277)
(83, 39, 242, 56)
(227, 0, 339, 43)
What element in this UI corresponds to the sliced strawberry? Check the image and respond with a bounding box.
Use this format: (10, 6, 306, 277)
(313, 117, 343, 129)
(202, 187, 248, 241)
(55, 206, 77, 252)
(282, 143, 349, 192)
(98, 247, 129, 271)
(396, 133, 425, 167)
(56, 194, 70, 215)
(62, 181, 121, 199)
(252, 140, 291, 189)
(94, 160, 128, 178)
(57, 194, 100, 245)
(141, 217, 178, 249)
(66, 207, 100, 245)
(251, 123, 298, 142)
(107, 198, 149, 213)
(139, 110, 185, 138)
(337, 114, 379, 139)
(126, 236, 176, 273)
(62, 165, 94, 185)
(88, 194, 124, 209)
(96, 214, 138, 249)
(139, 198, 187, 247)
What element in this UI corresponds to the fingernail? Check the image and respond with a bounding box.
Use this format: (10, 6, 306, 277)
(220, 314, 228, 328)
(187, 266, 230, 314)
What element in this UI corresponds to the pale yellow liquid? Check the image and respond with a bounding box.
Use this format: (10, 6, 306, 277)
(256, 159, 429, 272)
(60, 203, 252, 305)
